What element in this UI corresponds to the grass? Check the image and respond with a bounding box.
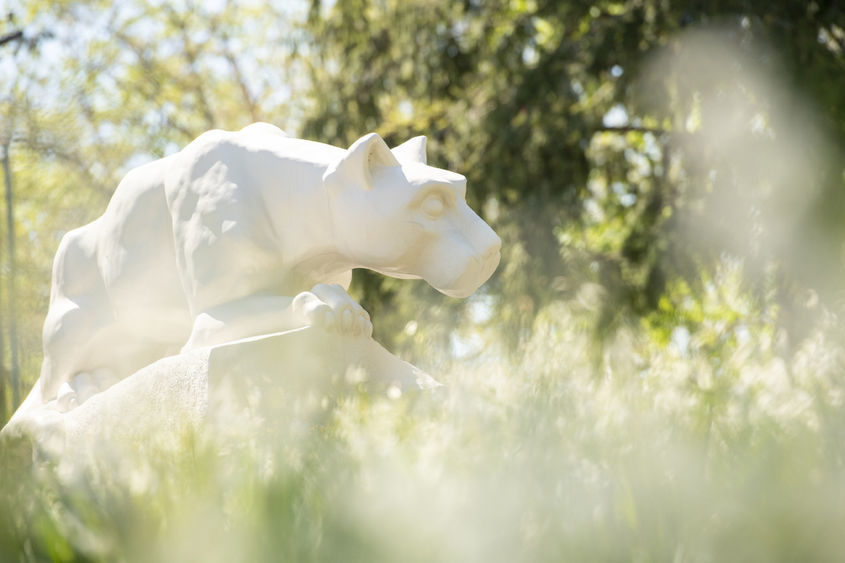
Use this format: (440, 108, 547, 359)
(2, 290, 845, 562)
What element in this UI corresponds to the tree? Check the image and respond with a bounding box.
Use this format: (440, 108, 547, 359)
(0, 12, 56, 419)
(301, 0, 845, 364)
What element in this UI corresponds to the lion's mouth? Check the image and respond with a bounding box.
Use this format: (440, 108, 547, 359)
(438, 247, 501, 298)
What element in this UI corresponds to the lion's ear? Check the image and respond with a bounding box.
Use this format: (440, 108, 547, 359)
(323, 133, 399, 189)
(391, 136, 427, 165)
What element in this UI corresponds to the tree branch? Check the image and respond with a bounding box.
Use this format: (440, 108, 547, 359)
(0, 29, 22, 48)
(595, 126, 668, 135)
(221, 35, 260, 122)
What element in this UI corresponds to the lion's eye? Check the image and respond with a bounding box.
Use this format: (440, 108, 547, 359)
(420, 194, 445, 218)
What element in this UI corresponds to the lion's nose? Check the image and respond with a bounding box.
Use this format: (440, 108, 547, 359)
(465, 203, 501, 264)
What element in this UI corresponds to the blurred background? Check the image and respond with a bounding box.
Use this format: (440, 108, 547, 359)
(1, 1, 845, 560)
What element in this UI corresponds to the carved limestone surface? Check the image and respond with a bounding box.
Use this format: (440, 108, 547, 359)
(2, 122, 501, 445)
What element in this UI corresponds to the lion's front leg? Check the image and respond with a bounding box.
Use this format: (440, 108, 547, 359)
(292, 283, 372, 337)
(183, 284, 372, 351)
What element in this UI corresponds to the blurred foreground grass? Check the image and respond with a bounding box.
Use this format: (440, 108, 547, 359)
(2, 282, 845, 563)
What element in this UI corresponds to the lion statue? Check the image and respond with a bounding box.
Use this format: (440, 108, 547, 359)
(5, 123, 501, 430)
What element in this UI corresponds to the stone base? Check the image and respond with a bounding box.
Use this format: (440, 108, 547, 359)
(3, 328, 439, 460)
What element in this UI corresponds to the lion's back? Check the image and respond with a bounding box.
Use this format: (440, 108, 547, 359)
(98, 154, 190, 328)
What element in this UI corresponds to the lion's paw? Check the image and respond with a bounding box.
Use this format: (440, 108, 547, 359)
(292, 283, 372, 337)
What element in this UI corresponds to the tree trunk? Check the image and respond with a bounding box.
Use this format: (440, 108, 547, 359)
(2, 142, 20, 408)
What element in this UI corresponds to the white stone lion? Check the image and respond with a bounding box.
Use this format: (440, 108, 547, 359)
(6, 123, 501, 428)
